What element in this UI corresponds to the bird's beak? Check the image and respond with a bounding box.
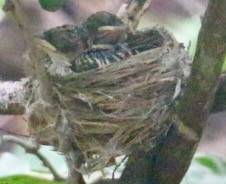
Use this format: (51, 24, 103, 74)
(95, 25, 129, 43)
(97, 25, 129, 34)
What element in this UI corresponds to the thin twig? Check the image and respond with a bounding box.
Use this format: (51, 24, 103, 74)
(112, 156, 127, 180)
(1, 135, 65, 181)
(117, 0, 154, 32)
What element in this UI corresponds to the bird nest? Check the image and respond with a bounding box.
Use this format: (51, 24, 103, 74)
(25, 27, 191, 172)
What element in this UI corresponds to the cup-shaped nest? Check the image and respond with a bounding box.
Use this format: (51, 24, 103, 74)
(26, 27, 191, 172)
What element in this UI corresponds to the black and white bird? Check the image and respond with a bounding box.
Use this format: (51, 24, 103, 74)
(42, 11, 164, 73)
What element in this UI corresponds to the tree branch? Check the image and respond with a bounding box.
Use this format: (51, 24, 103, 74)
(118, 1, 226, 184)
(211, 72, 226, 112)
(117, 0, 153, 32)
(1, 135, 65, 181)
(179, 0, 226, 136)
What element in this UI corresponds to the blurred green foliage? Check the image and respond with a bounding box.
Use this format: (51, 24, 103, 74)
(196, 156, 221, 174)
(38, 0, 69, 12)
(182, 155, 226, 184)
(1, 155, 226, 184)
(0, 0, 5, 8)
(222, 59, 226, 71)
(0, 175, 64, 184)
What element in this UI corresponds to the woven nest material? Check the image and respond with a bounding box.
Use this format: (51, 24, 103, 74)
(26, 27, 191, 172)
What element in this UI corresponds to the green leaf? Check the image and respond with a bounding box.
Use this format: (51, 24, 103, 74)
(196, 156, 221, 174)
(38, 0, 69, 12)
(0, 175, 64, 184)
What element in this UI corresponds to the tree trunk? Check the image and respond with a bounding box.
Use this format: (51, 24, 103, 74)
(117, 1, 226, 184)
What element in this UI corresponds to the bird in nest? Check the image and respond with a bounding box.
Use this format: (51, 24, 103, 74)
(41, 11, 165, 73)
(28, 11, 191, 172)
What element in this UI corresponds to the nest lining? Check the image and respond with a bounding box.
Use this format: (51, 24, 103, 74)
(26, 28, 191, 172)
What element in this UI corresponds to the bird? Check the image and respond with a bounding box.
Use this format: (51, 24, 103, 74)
(41, 11, 166, 74)
(42, 11, 128, 54)
(82, 11, 128, 45)
(27, 9, 192, 176)
(41, 11, 131, 73)
(42, 24, 92, 54)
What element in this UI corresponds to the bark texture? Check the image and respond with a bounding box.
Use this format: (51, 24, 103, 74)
(117, 1, 226, 184)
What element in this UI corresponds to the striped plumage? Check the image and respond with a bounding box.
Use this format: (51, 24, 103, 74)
(42, 12, 164, 73)
(70, 27, 165, 72)
(70, 42, 137, 72)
